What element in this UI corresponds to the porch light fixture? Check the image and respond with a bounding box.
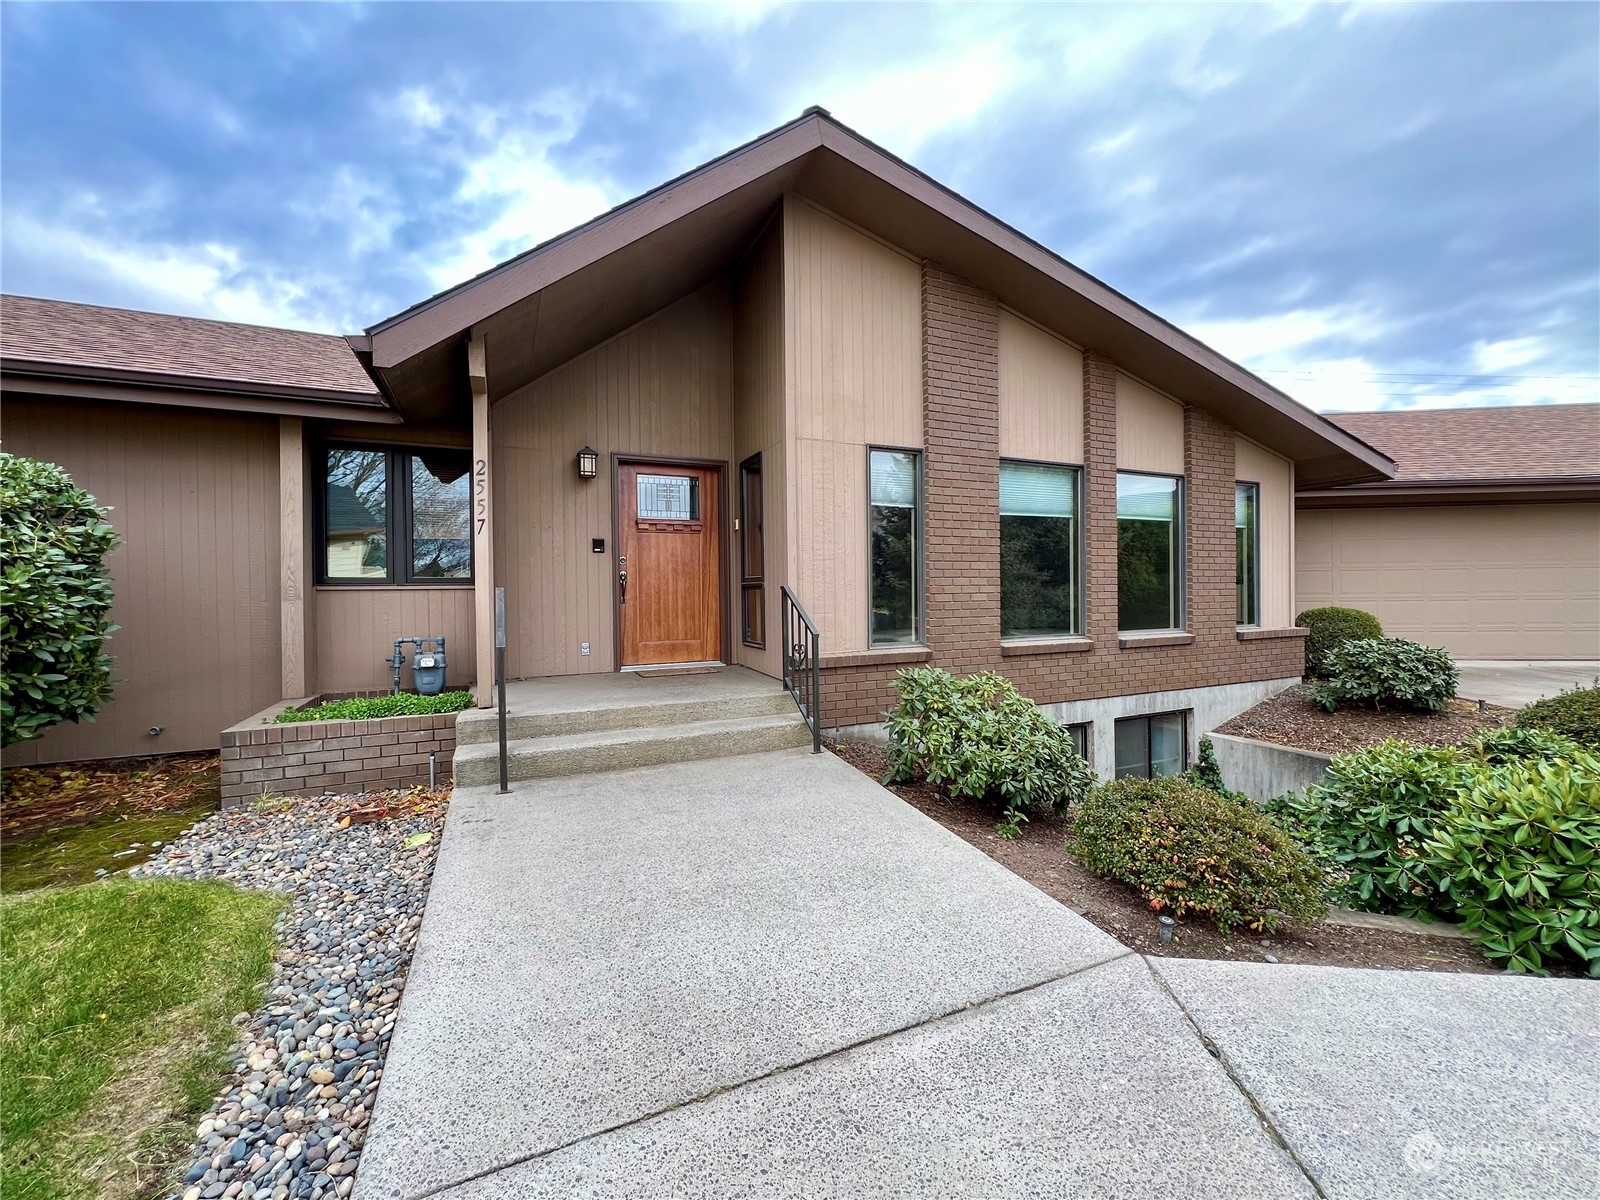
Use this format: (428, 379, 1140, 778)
(576, 446, 598, 480)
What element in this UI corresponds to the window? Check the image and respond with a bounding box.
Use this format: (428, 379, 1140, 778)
(1001, 462, 1081, 638)
(1117, 472, 1182, 631)
(321, 446, 472, 584)
(1066, 721, 1090, 762)
(1114, 713, 1187, 779)
(869, 448, 921, 646)
(636, 473, 700, 521)
(740, 455, 764, 647)
(1236, 482, 1260, 627)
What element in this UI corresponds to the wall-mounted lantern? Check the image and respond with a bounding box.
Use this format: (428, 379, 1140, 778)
(576, 446, 598, 480)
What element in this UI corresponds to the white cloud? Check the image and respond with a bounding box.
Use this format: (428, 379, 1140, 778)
(665, 0, 792, 35)
(1184, 304, 1387, 366)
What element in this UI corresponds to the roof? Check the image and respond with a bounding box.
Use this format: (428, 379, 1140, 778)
(1, 294, 382, 403)
(360, 108, 1394, 488)
(1329, 405, 1600, 483)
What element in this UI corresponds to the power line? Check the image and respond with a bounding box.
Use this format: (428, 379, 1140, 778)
(1259, 370, 1598, 383)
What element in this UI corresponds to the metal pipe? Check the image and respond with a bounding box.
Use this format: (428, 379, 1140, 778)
(495, 587, 509, 794)
(428, 750, 437, 791)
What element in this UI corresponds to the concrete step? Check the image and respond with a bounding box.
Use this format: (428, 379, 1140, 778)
(455, 687, 798, 745)
(451, 711, 814, 786)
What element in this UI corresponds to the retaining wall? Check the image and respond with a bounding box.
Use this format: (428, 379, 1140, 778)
(1208, 731, 1332, 803)
(220, 700, 456, 807)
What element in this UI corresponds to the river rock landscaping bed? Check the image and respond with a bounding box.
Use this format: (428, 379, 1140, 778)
(128, 790, 448, 1200)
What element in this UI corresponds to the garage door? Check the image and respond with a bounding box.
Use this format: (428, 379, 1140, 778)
(1296, 502, 1600, 660)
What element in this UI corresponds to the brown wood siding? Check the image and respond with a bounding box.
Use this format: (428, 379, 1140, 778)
(732, 213, 787, 678)
(2, 397, 281, 764)
(312, 587, 476, 694)
(784, 196, 922, 652)
(1235, 435, 1295, 628)
(1116, 372, 1185, 474)
(998, 309, 1083, 464)
(492, 280, 734, 678)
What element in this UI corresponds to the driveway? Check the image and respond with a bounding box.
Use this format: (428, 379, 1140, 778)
(1455, 660, 1599, 708)
(355, 749, 1596, 1200)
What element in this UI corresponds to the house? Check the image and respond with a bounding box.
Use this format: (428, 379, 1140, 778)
(1, 108, 1395, 779)
(1298, 404, 1600, 660)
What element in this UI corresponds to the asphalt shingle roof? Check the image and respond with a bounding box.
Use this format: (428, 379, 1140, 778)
(1, 294, 380, 397)
(1329, 404, 1600, 483)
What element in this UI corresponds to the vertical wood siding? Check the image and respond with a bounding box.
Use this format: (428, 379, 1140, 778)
(998, 310, 1084, 463)
(785, 196, 922, 652)
(2, 397, 281, 764)
(492, 280, 734, 678)
(732, 213, 787, 678)
(313, 587, 476, 693)
(1116, 373, 1185, 473)
(1235, 436, 1295, 628)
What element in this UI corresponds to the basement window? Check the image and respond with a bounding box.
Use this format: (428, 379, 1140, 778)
(1114, 712, 1188, 779)
(320, 445, 473, 585)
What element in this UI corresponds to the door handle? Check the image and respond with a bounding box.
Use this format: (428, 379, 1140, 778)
(618, 569, 628, 604)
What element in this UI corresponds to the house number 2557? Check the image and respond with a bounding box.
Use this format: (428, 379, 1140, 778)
(474, 457, 489, 536)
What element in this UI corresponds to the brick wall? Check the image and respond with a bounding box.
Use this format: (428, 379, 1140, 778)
(219, 707, 456, 807)
(821, 261, 1304, 729)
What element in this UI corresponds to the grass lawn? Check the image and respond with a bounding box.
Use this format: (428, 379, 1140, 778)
(1, 878, 283, 1200)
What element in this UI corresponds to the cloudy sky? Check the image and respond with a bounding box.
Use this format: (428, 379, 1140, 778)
(2, 1, 1595, 412)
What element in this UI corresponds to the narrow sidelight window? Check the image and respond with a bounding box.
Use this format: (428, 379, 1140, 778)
(320, 445, 472, 585)
(740, 454, 765, 647)
(1236, 482, 1260, 627)
(1066, 722, 1091, 763)
(1000, 462, 1081, 638)
(1114, 712, 1187, 779)
(869, 448, 920, 646)
(1117, 472, 1182, 631)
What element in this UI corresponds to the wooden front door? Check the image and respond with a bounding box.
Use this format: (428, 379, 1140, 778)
(617, 462, 722, 667)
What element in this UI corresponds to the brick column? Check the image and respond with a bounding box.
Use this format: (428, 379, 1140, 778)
(1184, 404, 1237, 647)
(920, 263, 1001, 674)
(1082, 352, 1119, 646)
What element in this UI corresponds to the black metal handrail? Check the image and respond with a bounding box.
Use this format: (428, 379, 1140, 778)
(780, 586, 822, 753)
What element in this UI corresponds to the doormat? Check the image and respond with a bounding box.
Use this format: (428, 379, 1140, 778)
(635, 666, 721, 678)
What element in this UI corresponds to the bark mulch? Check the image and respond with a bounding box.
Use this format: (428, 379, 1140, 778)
(1, 752, 221, 840)
(830, 740, 1497, 974)
(1214, 683, 1514, 756)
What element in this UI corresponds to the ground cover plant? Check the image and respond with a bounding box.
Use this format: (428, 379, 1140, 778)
(883, 667, 1093, 837)
(1069, 775, 1327, 933)
(1, 452, 120, 747)
(1309, 637, 1458, 714)
(0, 879, 282, 1200)
(1295, 605, 1382, 677)
(273, 690, 474, 724)
(1515, 682, 1600, 749)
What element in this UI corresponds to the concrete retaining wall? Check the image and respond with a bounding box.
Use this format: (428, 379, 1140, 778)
(220, 700, 455, 807)
(1208, 731, 1332, 803)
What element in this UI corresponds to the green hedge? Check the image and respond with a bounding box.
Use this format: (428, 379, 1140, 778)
(1, 453, 121, 747)
(273, 691, 475, 723)
(1070, 775, 1326, 933)
(1515, 684, 1600, 749)
(884, 667, 1094, 837)
(1295, 605, 1382, 677)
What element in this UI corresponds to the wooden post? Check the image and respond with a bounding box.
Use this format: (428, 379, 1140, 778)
(469, 335, 497, 707)
(279, 417, 310, 698)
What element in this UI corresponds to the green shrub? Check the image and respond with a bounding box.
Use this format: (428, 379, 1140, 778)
(274, 691, 475, 723)
(1426, 750, 1600, 976)
(1185, 736, 1226, 794)
(1284, 739, 1469, 917)
(0, 453, 121, 747)
(884, 667, 1094, 837)
(1295, 605, 1383, 677)
(1515, 683, 1600, 749)
(1069, 776, 1327, 933)
(1463, 725, 1583, 766)
(1309, 637, 1458, 714)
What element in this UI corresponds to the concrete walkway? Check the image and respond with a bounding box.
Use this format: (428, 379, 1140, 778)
(1455, 660, 1599, 708)
(355, 749, 1597, 1200)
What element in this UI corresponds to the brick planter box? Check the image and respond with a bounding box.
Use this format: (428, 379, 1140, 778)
(220, 699, 457, 807)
